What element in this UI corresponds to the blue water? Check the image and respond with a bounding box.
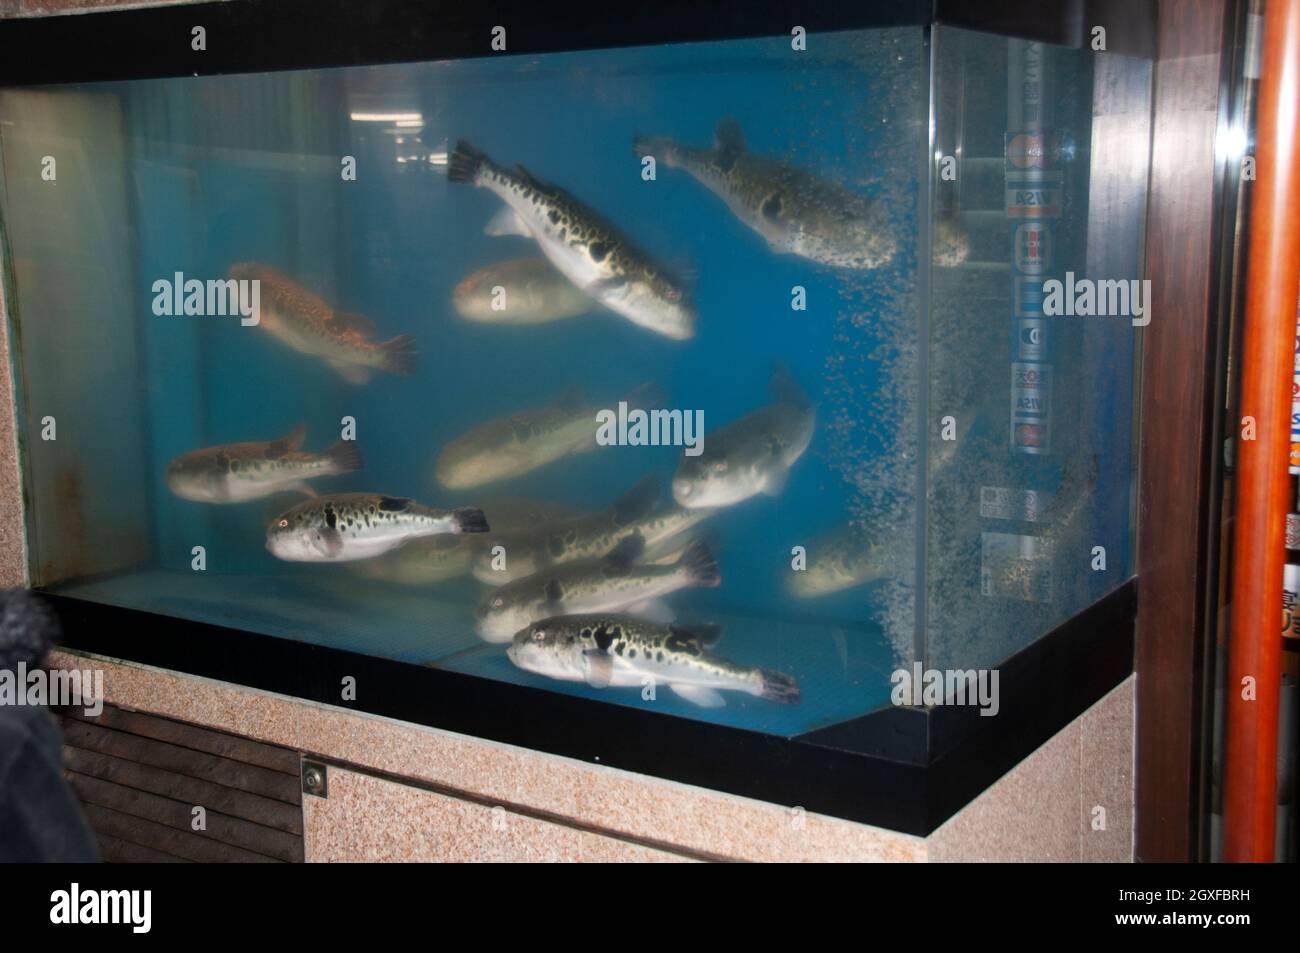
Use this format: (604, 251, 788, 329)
(8, 26, 1138, 735)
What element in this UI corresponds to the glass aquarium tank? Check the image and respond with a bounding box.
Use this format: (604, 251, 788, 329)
(0, 3, 1151, 830)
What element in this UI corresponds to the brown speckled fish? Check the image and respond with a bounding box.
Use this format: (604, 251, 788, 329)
(229, 262, 416, 384)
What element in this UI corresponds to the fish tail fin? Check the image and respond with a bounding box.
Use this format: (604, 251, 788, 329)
(324, 439, 362, 474)
(453, 507, 490, 534)
(448, 140, 489, 184)
(678, 538, 720, 588)
(379, 334, 417, 375)
(756, 669, 801, 704)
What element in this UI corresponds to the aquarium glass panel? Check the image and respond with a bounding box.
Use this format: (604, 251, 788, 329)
(925, 27, 1146, 674)
(2, 29, 934, 734)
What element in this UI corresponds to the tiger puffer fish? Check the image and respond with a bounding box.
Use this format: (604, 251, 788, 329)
(634, 119, 896, 270)
(166, 425, 361, 503)
(448, 140, 695, 340)
(472, 476, 712, 584)
(266, 493, 488, 562)
(349, 498, 588, 586)
(508, 614, 800, 708)
(436, 385, 654, 490)
(673, 368, 815, 508)
(228, 262, 416, 384)
(788, 523, 893, 598)
(453, 257, 594, 325)
(475, 536, 719, 643)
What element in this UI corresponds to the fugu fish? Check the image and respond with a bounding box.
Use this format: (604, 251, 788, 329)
(475, 536, 719, 643)
(349, 498, 588, 586)
(634, 119, 896, 270)
(166, 425, 360, 503)
(673, 368, 815, 508)
(448, 141, 695, 340)
(508, 614, 800, 708)
(472, 476, 711, 585)
(266, 493, 488, 562)
(435, 384, 655, 490)
(453, 257, 594, 325)
(229, 262, 415, 384)
(788, 522, 894, 598)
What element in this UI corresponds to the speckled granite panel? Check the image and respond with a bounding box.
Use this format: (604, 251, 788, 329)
(0, 276, 27, 589)
(45, 651, 1135, 861)
(303, 767, 691, 863)
(1080, 677, 1135, 862)
(47, 650, 927, 861)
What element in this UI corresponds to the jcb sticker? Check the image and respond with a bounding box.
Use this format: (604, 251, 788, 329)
(1014, 223, 1052, 274)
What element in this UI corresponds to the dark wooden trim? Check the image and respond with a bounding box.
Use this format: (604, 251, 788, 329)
(1135, 0, 1238, 862)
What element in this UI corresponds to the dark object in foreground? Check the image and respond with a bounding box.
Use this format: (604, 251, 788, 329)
(0, 588, 98, 862)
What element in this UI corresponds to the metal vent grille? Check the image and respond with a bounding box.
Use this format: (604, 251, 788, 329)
(57, 703, 304, 863)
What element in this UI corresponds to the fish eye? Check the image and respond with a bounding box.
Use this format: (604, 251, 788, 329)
(533, 630, 546, 641)
(491, 597, 504, 609)
(277, 519, 289, 528)
(713, 461, 728, 473)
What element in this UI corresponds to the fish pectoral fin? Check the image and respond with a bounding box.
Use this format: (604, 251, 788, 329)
(587, 276, 629, 298)
(670, 622, 723, 646)
(582, 650, 614, 689)
(627, 599, 675, 624)
(603, 533, 646, 571)
(328, 360, 371, 385)
(312, 527, 345, 559)
(762, 467, 790, 496)
(287, 481, 318, 498)
(484, 205, 532, 238)
(670, 684, 725, 708)
(541, 578, 566, 615)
